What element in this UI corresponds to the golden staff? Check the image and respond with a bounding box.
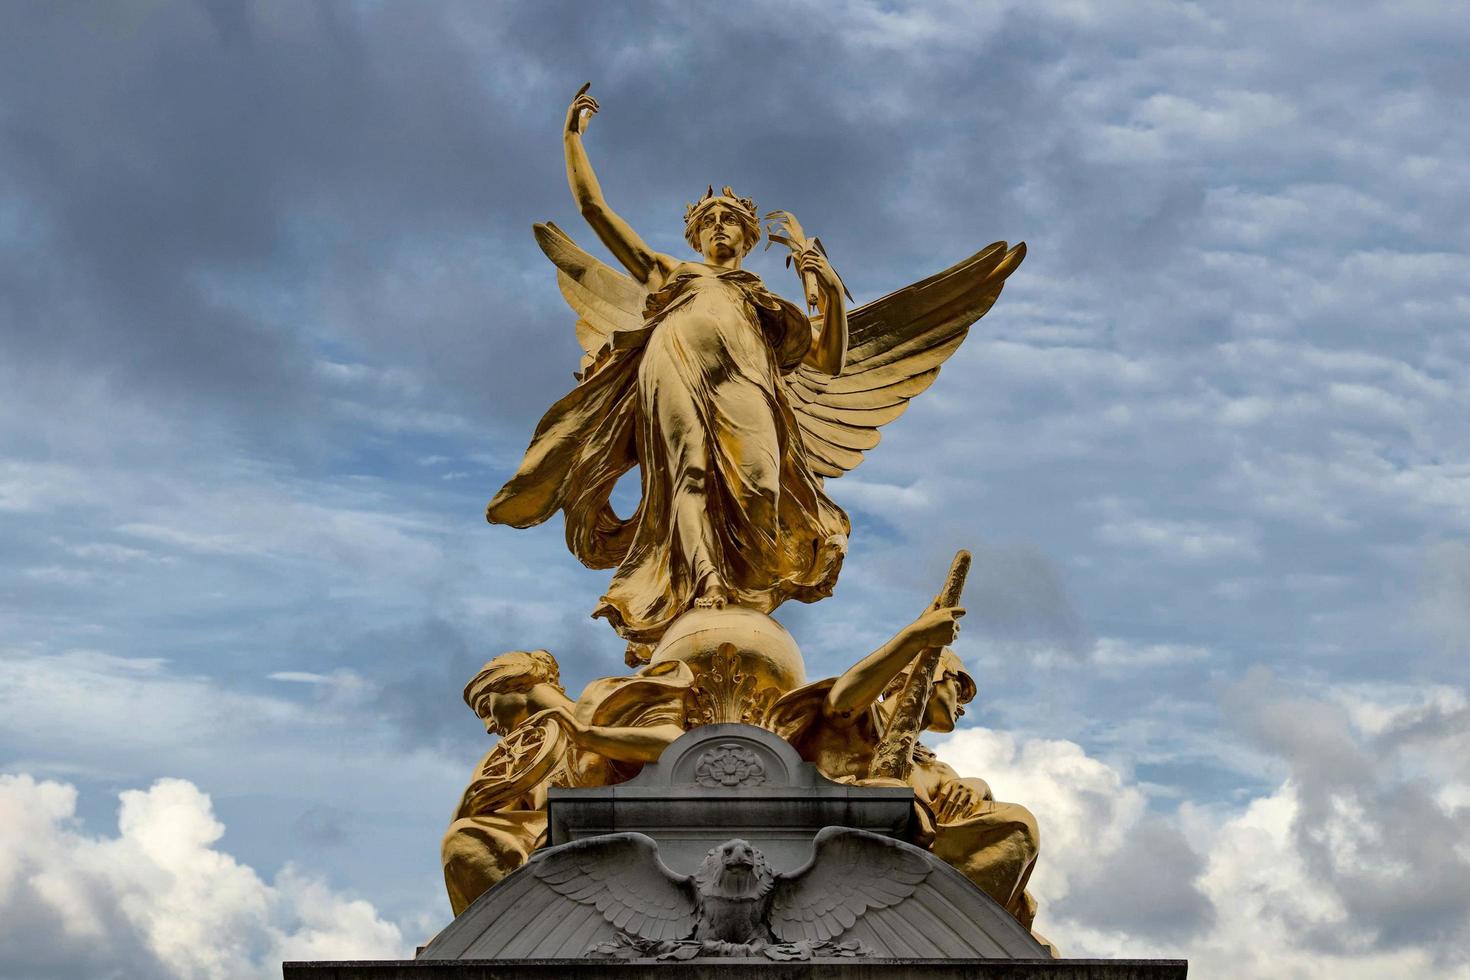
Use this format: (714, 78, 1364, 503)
(869, 549, 971, 782)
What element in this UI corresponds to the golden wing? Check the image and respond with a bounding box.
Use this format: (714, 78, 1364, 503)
(533, 221, 646, 378)
(787, 241, 1026, 477)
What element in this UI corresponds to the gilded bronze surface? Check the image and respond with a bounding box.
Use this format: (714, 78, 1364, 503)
(486, 85, 1024, 644)
(446, 84, 1049, 948)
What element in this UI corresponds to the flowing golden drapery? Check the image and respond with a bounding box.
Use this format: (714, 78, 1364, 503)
(488, 263, 849, 643)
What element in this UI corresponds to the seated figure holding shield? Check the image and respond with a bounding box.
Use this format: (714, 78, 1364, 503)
(440, 649, 694, 915)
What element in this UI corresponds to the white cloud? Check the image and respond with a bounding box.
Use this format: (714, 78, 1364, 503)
(0, 647, 462, 805)
(1201, 183, 1412, 249)
(935, 681, 1470, 976)
(936, 728, 1147, 909)
(1226, 445, 1470, 533)
(312, 360, 424, 398)
(0, 774, 404, 979)
(329, 399, 471, 436)
(118, 495, 445, 574)
(1180, 783, 1461, 979)
(66, 542, 175, 565)
(1094, 499, 1260, 562)
(0, 461, 96, 514)
(837, 478, 933, 513)
(268, 671, 333, 684)
(23, 565, 99, 587)
(1091, 637, 1209, 669)
(972, 340, 1162, 391)
(1093, 90, 1299, 165)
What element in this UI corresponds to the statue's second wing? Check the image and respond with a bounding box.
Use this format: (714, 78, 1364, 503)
(786, 241, 1025, 477)
(532, 832, 699, 942)
(768, 827, 931, 943)
(533, 222, 646, 377)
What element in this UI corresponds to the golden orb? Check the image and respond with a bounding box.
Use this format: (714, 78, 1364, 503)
(649, 606, 806, 693)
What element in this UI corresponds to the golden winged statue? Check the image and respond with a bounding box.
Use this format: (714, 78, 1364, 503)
(487, 85, 1025, 644)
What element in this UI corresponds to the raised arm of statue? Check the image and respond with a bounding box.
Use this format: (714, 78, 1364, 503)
(800, 246, 848, 376)
(766, 211, 849, 376)
(563, 84, 667, 285)
(824, 605, 965, 725)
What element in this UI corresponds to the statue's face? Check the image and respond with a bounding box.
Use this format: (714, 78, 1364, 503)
(479, 690, 531, 736)
(926, 676, 964, 733)
(695, 204, 748, 262)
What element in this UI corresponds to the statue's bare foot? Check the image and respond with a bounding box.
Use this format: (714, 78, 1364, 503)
(694, 585, 728, 610)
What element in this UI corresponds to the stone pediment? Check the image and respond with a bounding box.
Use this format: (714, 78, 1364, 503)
(546, 723, 915, 875)
(418, 725, 1049, 962)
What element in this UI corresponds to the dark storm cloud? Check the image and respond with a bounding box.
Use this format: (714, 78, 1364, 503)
(294, 803, 350, 848)
(325, 604, 623, 753)
(0, 2, 567, 443)
(6, 0, 1467, 458)
(1, 0, 1055, 456)
(963, 541, 1091, 653)
(493, 1, 1058, 298)
(1055, 816, 1214, 941)
(350, 617, 486, 753)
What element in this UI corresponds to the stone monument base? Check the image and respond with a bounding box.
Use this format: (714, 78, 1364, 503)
(285, 958, 1186, 979)
(285, 727, 1186, 979)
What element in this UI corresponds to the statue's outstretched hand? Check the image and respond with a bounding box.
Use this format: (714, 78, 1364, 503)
(565, 83, 599, 136)
(903, 606, 965, 649)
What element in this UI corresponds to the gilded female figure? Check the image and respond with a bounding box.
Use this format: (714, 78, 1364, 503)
(488, 87, 849, 641)
(487, 86, 1025, 645)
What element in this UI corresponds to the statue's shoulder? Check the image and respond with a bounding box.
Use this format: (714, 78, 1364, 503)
(766, 678, 878, 748)
(576, 661, 696, 726)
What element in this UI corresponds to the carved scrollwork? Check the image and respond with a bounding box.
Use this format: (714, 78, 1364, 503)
(687, 643, 782, 728)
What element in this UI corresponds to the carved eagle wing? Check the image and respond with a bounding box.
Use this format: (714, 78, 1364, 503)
(532, 832, 699, 942)
(767, 827, 932, 943)
(787, 241, 1026, 477)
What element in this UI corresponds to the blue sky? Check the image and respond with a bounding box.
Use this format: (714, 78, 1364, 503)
(1, 2, 1468, 977)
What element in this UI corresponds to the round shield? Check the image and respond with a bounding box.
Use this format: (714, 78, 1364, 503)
(462, 711, 567, 814)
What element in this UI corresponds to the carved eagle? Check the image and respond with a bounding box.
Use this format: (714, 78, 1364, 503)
(532, 827, 930, 950)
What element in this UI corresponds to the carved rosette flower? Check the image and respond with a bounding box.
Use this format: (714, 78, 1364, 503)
(693, 744, 767, 788)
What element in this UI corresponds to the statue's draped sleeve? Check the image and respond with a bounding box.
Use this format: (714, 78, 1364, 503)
(579, 660, 695, 728)
(570, 660, 697, 786)
(485, 348, 643, 570)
